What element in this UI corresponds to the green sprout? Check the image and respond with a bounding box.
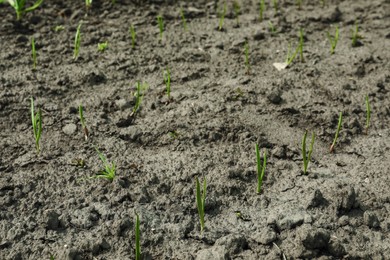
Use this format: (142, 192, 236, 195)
(285, 42, 300, 65)
(259, 0, 265, 22)
(180, 7, 188, 32)
(98, 41, 108, 52)
(244, 41, 250, 74)
(129, 24, 136, 49)
(218, 1, 226, 31)
(163, 67, 171, 101)
(31, 36, 37, 70)
(196, 177, 206, 233)
(320, 0, 326, 8)
(91, 146, 116, 182)
(327, 25, 339, 54)
(135, 212, 141, 260)
(31, 97, 42, 154)
(73, 23, 82, 60)
(53, 25, 65, 32)
(272, 0, 278, 14)
(302, 130, 315, 174)
(233, 0, 240, 26)
(268, 21, 276, 35)
(132, 81, 148, 116)
(365, 95, 371, 135)
(298, 28, 304, 62)
(6, 0, 43, 21)
(330, 112, 342, 153)
(255, 144, 267, 194)
(296, 0, 302, 9)
(78, 104, 89, 141)
(351, 21, 362, 47)
(85, 0, 91, 10)
(157, 15, 164, 41)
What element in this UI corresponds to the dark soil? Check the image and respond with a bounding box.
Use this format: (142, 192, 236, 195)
(1, 0, 390, 259)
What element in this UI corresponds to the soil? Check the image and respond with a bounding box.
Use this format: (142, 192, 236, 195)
(1, 0, 390, 259)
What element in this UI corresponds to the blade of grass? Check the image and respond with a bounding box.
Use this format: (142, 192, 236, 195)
(73, 23, 82, 60)
(196, 177, 206, 232)
(330, 112, 342, 153)
(180, 7, 188, 32)
(327, 25, 339, 54)
(129, 24, 136, 49)
(135, 212, 141, 260)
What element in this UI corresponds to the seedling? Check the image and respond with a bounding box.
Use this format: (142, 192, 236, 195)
(129, 24, 136, 49)
(218, 1, 226, 31)
(259, 0, 265, 22)
(268, 21, 276, 35)
(244, 41, 250, 74)
(327, 25, 339, 54)
(163, 67, 171, 101)
(365, 95, 371, 135)
(98, 41, 108, 52)
(31, 97, 42, 154)
(157, 15, 164, 41)
(296, 0, 302, 9)
(302, 130, 315, 174)
(180, 8, 188, 31)
(78, 104, 89, 141)
(320, 0, 326, 7)
(298, 28, 304, 62)
(330, 112, 342, 153)
(255, 144, 267, 194)
(53, 25, 65, 32)
(6, 0, 43, 20)
(132, 81, 148, 116)
(285, 42, 299, 65)
(91, 146, 116, 182)
(196, 177, 206, 233)
(135, 212, 141, 260)
(233, 0, 240, 26)
(73, 23, 82, 60)
(85, 0, 92, 10)
(351, 21, 362, 47)
(31, 36, 36, 70)
(272, 0, 278, 14)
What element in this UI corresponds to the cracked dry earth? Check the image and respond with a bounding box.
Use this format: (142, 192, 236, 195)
(0, 0, 390, 259)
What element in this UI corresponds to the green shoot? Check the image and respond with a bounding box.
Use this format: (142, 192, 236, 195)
(73, 23, 82, 60)
(157, 15, 164, 41)
(132, 81, 148, 116)
(351, 21, 362, 47)
(296, 0, 302, 9)
(163, 67, 171, 101)
(135, 212, 141, 260)
(129, 24, 136, 49)
(298, 28, 304, 62)
(365, 95, 371, 135)
(31, 97, 42, 154)
(233, 0, 240, 26)
(330, 112, 342, 153)
(6, 0, 43, 21)
(327, 25, 339, 54)
(49, 254, 55, 260)
(218, 1, 226, 31)
(320, 0, 326, 8)
(98, 41, 108, 52)
(255, 144, 267, 194)
(91, 146, 116, 182)
(85, 0, 92, 10)
(31, 36, 37, 70)
(272, 0, 278, 14)
(180, 8, 188, 31)
(78, 104, 89, 141)
(302, 130, 315, 174)
(196, 177, 206, 233)
(259, 0, 265, 22)
(268, 21, 276, 35)
(244, 41, 250, 74)
(285, 42, 300, 65)
(53, 25, 65, 32)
